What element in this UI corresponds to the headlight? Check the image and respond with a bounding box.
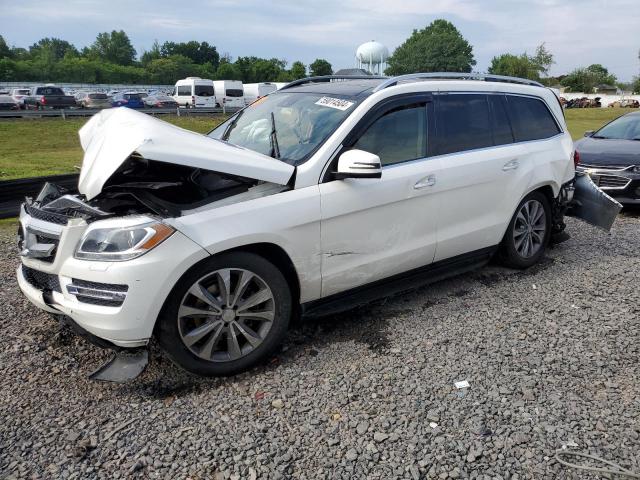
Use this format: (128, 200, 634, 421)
(75, 218, 175, 261)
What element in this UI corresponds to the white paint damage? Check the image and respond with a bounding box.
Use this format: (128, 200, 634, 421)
(77, 107, 295, 200)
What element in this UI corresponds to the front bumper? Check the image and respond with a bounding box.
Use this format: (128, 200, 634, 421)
(577, 164, 640, 204)
(17, 206, 208, 348)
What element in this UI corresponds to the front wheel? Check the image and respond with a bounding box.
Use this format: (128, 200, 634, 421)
(498, 191, 551, 269)
(156, 252, 292, 376)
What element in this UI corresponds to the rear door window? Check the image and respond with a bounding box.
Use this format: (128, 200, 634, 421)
(226, 88, 243, 97)
(352, 103, 427, 166)
(488, 94, 514, 146)
(435, 94, 492, 155)
(505, 95, 561, 142)
(36, 87, 64, 95)
(177, 85, 192, 96)
(194, 85, 214, 97)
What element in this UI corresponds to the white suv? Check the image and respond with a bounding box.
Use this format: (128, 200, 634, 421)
(17, 73, 606, 378)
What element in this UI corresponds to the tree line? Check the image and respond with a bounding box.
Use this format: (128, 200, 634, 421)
(383, 19, 639, 93)
(0, 32, 333, 85)
(0, 24, 638, 93)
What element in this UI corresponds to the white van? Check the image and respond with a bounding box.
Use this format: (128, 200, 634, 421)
(212, 80, 244, 108)
(243, 82, 278, 105)
(172, 77, 217, 108)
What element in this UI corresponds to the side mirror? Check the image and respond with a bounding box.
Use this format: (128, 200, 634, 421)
(584, 130, 595, 137)
(335, 149, 382, 180)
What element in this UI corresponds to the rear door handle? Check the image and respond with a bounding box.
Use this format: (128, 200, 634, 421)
(414, 174, 436, 189)
(502, 159, 520, 171)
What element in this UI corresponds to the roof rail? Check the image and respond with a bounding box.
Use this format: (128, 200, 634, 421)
(279, 75, 387, 91)
(372, 72, 544, 92)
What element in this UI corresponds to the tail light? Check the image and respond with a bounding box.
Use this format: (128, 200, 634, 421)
(573, 150, 580, 168)
(191, 95, 195, 105)
(40, 96, 46, 105)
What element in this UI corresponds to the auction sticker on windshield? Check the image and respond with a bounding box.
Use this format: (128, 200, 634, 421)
(315, 97, 355, 111)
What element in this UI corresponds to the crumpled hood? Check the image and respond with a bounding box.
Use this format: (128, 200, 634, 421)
(78, 108, 295, 200)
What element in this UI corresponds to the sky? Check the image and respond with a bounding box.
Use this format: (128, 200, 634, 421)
(1, 0, 639, 81)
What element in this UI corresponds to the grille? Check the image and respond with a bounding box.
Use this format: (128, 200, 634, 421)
(580, 163, 629, 171)
(598, 175, 630, 189)
(32, 231, 59, 263)
(22, 265, 61, 293)
(25, 203, 69, 225)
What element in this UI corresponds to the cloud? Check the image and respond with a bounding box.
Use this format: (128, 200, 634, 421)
(1, 0, 638, 80)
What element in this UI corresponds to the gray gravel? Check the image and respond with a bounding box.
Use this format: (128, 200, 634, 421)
(0, 212, 639, 479)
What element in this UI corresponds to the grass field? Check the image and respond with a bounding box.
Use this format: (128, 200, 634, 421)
(0, 108, 633, 181)
(0, 115, 226, 180)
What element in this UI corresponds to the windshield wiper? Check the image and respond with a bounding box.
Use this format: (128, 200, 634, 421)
(269, 112, 281, 159)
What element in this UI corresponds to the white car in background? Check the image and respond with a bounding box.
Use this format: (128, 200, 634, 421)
(172, 77, 217, 108)
(11, 88, 31, 109)
(16, 73, 618, 379)
(243, 82, 278, 105)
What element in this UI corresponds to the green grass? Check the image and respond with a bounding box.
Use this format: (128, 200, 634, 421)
(564, 108, 629, 140)
(0, 109, 633, 181)
(0, 115, 227, 180)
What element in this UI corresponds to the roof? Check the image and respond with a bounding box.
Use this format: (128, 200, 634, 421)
(333, 68, 373, 76)
(283, 78, 385, 98)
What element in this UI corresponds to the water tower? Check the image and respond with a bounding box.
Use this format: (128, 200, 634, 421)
(355, 41, 389, 75)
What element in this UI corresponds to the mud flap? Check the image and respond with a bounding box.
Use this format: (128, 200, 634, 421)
(89, 349, 149, 383)
(567, 172, 622, 232)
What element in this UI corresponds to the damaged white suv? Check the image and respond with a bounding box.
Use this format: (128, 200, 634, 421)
(17, 73, 618, 379)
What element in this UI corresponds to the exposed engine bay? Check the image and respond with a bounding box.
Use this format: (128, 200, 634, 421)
(29, 157, 275, 221)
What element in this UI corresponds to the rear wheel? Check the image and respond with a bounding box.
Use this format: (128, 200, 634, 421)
(156, 252, 292, 376)
(499, 191, 551, 269)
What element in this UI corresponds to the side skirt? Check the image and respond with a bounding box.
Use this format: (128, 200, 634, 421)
(300, 246, 497, 319)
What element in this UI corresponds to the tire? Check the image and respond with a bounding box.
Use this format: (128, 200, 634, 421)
(498, 191, 551, 269)
(156, 252, 292, 376)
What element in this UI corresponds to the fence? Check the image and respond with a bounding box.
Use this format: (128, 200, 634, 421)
(0, 106, 238, 119)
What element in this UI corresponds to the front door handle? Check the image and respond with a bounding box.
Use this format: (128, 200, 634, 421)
(414, 174, 436, 189)
(502, 159, 520, 171)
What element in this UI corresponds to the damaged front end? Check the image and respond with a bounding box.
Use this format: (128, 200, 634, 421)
(17, 108, 297, 382)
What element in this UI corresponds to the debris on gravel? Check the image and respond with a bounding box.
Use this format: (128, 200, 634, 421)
(0, 212, 639, 479)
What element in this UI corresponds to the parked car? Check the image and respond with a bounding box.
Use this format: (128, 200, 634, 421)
(143, 94, 178, 109)
(16, 74, 617, 379)
(23, 85, 77, 110)
(11, 88, 31, 109)
(75, 92, 112, 109)
(0, 94, 20, 110)
(212, 80, 245, 108)
(172, 77, 218, 108)
(111, 92, 145, 109)
(575, 111, 640, 204)
(243, 82, 277, 105)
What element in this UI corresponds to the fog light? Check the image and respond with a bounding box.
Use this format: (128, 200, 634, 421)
(67, 279, 128, 307)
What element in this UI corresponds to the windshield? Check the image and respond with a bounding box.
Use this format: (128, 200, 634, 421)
(593, 114, 640, 140)
(209, 92, 357, 165)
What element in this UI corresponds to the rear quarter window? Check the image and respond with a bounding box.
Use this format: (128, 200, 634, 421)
(505, 95, 561, 142)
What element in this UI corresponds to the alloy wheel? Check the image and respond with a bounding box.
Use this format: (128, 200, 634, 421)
(513, 199, 546, 258)
(177, 268, 275, 362)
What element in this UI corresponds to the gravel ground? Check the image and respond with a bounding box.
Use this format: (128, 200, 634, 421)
(0, 213, 638, 480)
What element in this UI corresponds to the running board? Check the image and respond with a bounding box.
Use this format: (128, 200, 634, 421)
(301, 246, 496, 318)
